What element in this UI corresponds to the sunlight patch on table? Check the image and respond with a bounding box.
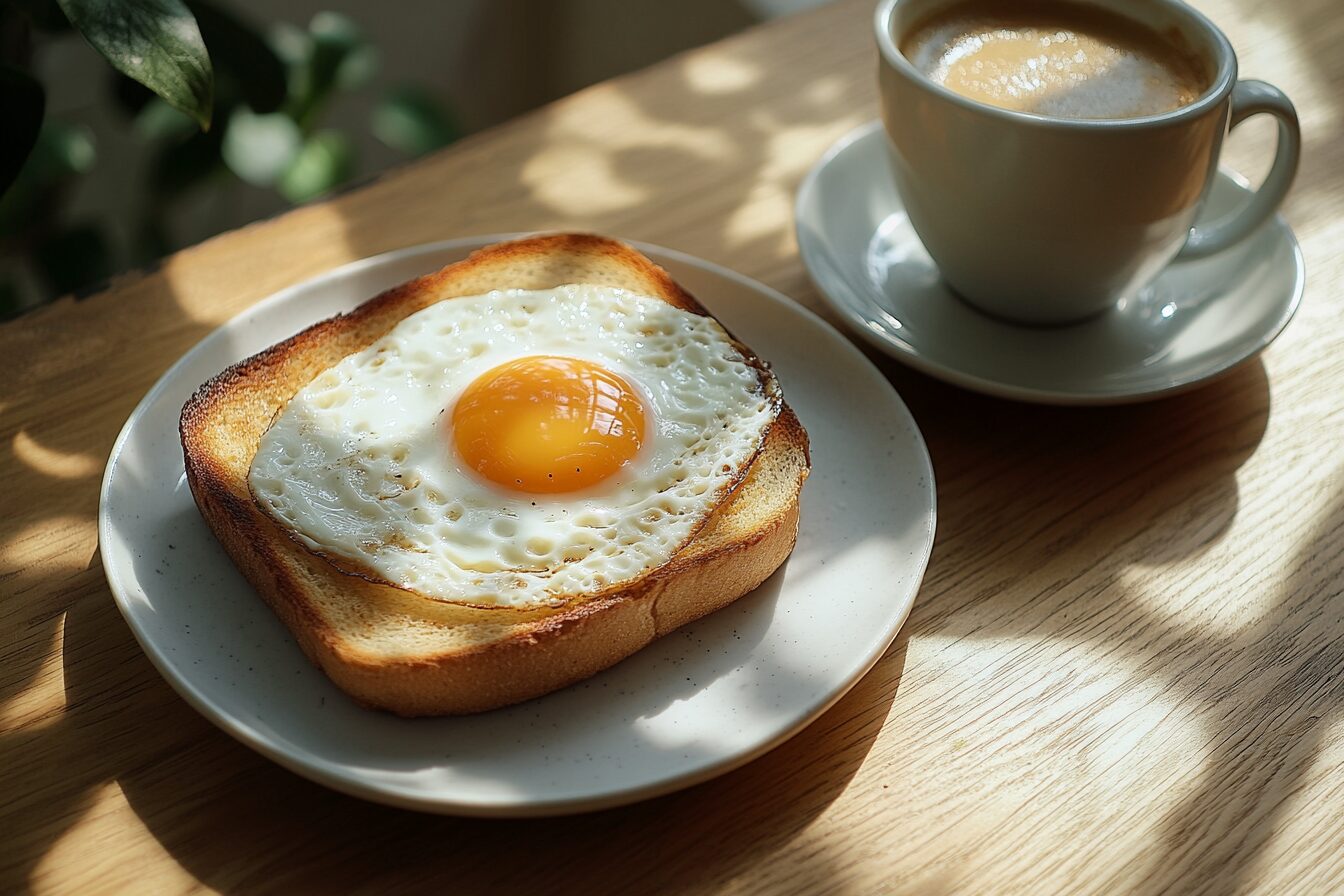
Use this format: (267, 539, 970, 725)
(1229, 13, 1340, 131)
(1115, 564, 1275, 639)
(2, 517, 97, 580)
(876, 631, 1213, 888)
(160, 203, 356, 327)
(522, 145, 649, 214)
(0, 615, 66, 730)
(12, 430, 103, 481)
(683, 52, 760, 94)
(1242, 717, 1344, 892)
(522, 87, 735, 216)
(800, 74, 847, 106)
(33, 780, 190, 894)
(723, 116, 864, 248)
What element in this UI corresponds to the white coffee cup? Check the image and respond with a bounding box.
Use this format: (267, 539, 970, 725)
(875, 0, 1301, 325)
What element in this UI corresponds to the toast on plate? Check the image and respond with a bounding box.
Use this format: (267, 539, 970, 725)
(180, 233, 810, 716)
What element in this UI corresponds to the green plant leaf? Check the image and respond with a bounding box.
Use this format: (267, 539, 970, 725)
(267, 20, 310, 71)
(58, 0, 214, 129)
(42, 121, 96, 175)
(188, 0, 285, 113)
(285, 12, 376, 129)
(371, 86, 461, 157)
(277, 130, 353, 203)
(310, 12, 376, 91)
(221, 109, 301, 186)
(0, 66, 46, 197)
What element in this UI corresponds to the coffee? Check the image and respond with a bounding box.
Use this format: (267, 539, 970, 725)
(901, 1, 1208, 120)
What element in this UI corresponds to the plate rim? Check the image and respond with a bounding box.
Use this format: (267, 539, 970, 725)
(794, 119, 1306, 406)
(98, 234, 937, 816)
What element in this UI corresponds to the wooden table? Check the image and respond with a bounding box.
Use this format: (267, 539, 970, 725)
(4, 0, 1342, 891)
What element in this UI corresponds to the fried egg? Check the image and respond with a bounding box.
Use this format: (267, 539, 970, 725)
(248, 284, 780, 609)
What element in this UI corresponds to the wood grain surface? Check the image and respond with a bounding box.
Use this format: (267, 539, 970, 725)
(3, 0, 1343, 892)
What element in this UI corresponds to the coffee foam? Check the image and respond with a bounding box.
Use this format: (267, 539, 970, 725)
(902, 4, 1208, 120)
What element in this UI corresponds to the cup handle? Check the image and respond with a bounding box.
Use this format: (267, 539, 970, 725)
(1178, 80, 1301, 259)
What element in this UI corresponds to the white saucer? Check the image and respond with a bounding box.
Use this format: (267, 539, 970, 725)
(99, 236, 936, 816)
(795, 121, 1305, 405)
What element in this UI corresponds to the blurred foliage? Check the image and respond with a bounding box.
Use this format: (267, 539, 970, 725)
(0, 0, 462, 318)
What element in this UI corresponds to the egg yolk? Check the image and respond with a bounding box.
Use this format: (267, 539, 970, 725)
(451, 355, 647, 494)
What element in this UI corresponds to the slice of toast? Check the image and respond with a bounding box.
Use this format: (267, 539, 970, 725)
(180, 234, 810, 716)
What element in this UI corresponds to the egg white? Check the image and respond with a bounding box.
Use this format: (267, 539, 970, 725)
(249, 285, 780, 608)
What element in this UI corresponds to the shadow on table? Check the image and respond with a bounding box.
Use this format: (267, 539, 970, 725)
(888, 357, 1344, 891)
(48, 590, 906, 894)
(0, 279, 220, 893)
(1132, 484, 1344, 894)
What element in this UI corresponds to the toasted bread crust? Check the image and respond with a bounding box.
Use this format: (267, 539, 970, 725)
(181, 234, 809, 715)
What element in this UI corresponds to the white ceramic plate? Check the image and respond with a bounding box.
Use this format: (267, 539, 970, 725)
(796, 121, 1305, 405)
(99, 237, 936, 817)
